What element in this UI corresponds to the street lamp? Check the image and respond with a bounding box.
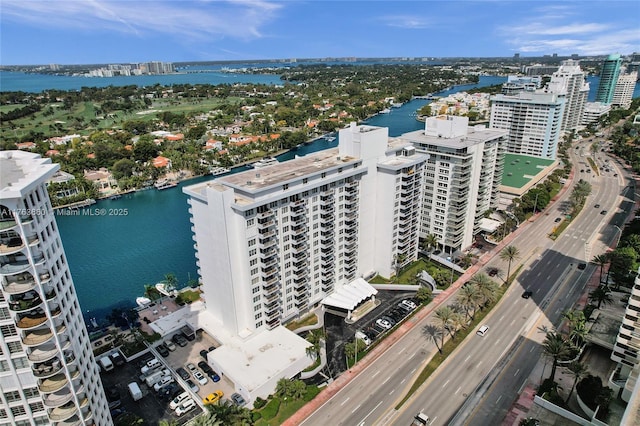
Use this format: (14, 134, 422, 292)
(614, 225, 623, 248)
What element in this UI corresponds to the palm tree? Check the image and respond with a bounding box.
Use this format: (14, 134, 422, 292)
(591, 253, 610, 285)
(589, 285, 614, 309)
(456, 282, 480, 320)
(499, 245, 520, 283)
(164, 272, 178, 290)
(542, 331, 571, 383)
(190, 411, 223, 426)
(305, 328, 324, 360)
(394, 253, 407, 281)
(435, 306, 455, 343)
(565, 361, 588, 403)
(207, 400, 251, 426)
(469, 273, 498, 308)
(423, 324, 443, 353)
(421, 233, 439, 255)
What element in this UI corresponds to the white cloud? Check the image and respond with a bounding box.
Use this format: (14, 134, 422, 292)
(378, 15, 431, 29)
(1, 0, 282, 41)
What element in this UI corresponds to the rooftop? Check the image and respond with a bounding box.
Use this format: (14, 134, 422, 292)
(0, 151, 59, 200)
(399, 126, 506, 150)
(500, 153, 555, 189)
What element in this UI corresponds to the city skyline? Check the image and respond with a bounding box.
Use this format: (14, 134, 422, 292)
(1, 0, 639, 66)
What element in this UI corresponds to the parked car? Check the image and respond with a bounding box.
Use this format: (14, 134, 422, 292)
(164, 340, 176, 351)
(231, 393, 246, 406)
(156, 343, 169, 357)
(200, 349, 209, 360)
(578, 263, 587, 270)
(400, 299, 417, 310)
(158, 383, 178, 400)
(169, 391, 190, 410)
(381, 316, 396, 327)
(176, 367, 190, 380)
(175, 398, 196, 416)
(185, 379, 199, 393)
(153, 375, 174, 392)
(109, 352, 125, 366)
(208, 346, 216, 352)
(203, 390, 224, 405)
(186, 363, 197, 374)
(197, 361, 212, 374)
(172, 334, 188, 347)
(193, 370, 208, 386)
(376, 318, 392, 329)
(183, 331, 195, 341)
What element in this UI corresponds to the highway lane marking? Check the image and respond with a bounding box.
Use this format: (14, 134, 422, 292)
(455, 386, 461, 395)
(495, 338, 501, 345)
(410, 368, 416, 374)
(359, 401, 383, 424)
(351, 403, 362, 413)
(477, 361, 483, 368)
(389, 388, 395, 395)
(499, 315, 505, 322)
(382, 376, 391, 385)
(372, 371, 380, 378)
(341, 397, 350, 406)
(510, 319, 516, 326)
(400, 378, 406, 384)
(496, 395, 503, 404)
(442, 379, 450, 388)
(397, 346, 405, 355)
(410, 350, 419, 359)
(514, 368, 520, 377)
(530, 346, 535, 352)
(464, 355, 471, 363)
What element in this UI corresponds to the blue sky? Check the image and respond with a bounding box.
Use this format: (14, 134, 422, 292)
(1, 1, 639, 65)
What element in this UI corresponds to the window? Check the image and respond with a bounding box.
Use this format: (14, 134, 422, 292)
(256, 321, 263, 328)
(13, 357, 28, 369)
(248, 239, 256, 247)
(0, 360, 9, 372)
(254, 304, 262, 312)
(254, 313, 262, 320)
(29, 402, 44, 413)
(246, 218, 255, 227)
(1, 325, 17, 338)
(10, 407, 26, 417)
(0, 307, 9, 320)
(4, 391, 20, 402)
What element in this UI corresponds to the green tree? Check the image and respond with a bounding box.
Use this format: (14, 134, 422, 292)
(421, 234, 439, 255)
(588, 285, 614, 309)
(206, 400, 252, 425)
(422, 324, 443, 354)
(112, 158, 136, 180)
(499, 245, 520, 283)
(456, 282, 480, 320)
(591, 253, 610, 285)
(542, 331, 571, 383)
(435, 306, 456, 345)
(415, 286, 432, 304)
(565, 361, 588, 404)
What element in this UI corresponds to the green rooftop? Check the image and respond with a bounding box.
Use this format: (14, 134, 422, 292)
(501, 153, 555, 189)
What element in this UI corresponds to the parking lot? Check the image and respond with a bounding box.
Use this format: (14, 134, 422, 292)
(100, 328, 240, 424)
(324, 290, 417, 376)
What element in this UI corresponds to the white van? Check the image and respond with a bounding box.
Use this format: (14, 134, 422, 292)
(476, 325, 490, 336)
(99, 356, 114, 372)
(355, 331, 372, 346)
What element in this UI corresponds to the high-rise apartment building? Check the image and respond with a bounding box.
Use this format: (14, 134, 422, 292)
(611, 269, 640, 403)
(489, 92, 565, 160)
(184, 123, 428, 335)
(544, 59, 590, 131)
(612, 68, 638, 109)
(0, 151, 111, 426)
(595, 54, 623, 104)
(399, 116, 506, 252)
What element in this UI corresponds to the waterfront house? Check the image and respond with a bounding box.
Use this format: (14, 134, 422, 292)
(153, 155, 172, 169)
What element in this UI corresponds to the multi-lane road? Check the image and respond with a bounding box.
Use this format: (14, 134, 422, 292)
(300, 139, 632, 426)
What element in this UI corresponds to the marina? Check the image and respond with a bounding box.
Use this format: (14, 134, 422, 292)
(251, 157, 279, 168)
(154, 179, 178, 190)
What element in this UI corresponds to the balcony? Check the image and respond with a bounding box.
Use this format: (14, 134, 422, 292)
(28, 339, 67, 362)
(290, 242, 307, 254)
(17, 308, 50, 329)
(259, 237, 277, 250)
(321, 204, 335, 213)
(39, 372, 70, 393)
(43, 388, 74, 408)
(257, 218, 275, 229)
(2, 272, 36, 294)
(293, 268, 309, 278)
(291, 224, 307, 235)
(265, 309, 280, 321)
(258, 228, 276, 238)
(33, 357, 64, 378)
(48, 401, 78, 422)
(257, 210, 274, 219)
(9, 292, 43, 312)
(0, 233, 24, 255)
(22, 324, 66, 346)
(54, 413, 82, 426)
(266, 317, 280, 329)
(264, 290, 280, 303)
(0, 257, 31, 275)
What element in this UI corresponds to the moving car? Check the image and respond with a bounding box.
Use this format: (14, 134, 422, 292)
(600, 210, 607, 215)
(594, 204, 600, 208)
(487, 267, 499, 277)
(203, 390, 224, 405)
(476, 325, 490, 336)
(521, 290, 533, 299)
(578, 263, 587, 270)
(412, 411, 430, 425)
(554, 217, 562, 223)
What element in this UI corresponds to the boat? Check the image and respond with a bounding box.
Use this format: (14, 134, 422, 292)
(136, 296, 152, 307)
(392, 102, 403, 108)
(324, 136, 336, 142)
(379, 108, 391, 114)
(109, 194, 122, 200)
(211, 167, 231, 176)
(155, 282, 177, 297)
(252, 157, 279, 169)
(154, 179, 178, 190)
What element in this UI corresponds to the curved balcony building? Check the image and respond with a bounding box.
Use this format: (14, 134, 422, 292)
(0, 151, 112, 426)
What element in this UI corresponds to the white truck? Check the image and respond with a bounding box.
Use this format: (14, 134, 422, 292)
(98, 356, 114, 372)
(145, 369, 170, 386)
(128, 382, 142, 401)
(412, 412, 430, 425)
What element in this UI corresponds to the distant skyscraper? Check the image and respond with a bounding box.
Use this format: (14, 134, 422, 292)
(489, 92, 565, 160)
(399, 116, 507, 251)
(544, 59, 590, 131)
(0, 151, 111, 426)
(612, 68, 638, 109)
(595, 54, 623, 104)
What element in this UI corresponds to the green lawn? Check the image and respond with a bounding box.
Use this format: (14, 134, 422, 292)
(254, 386, 321, 426)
